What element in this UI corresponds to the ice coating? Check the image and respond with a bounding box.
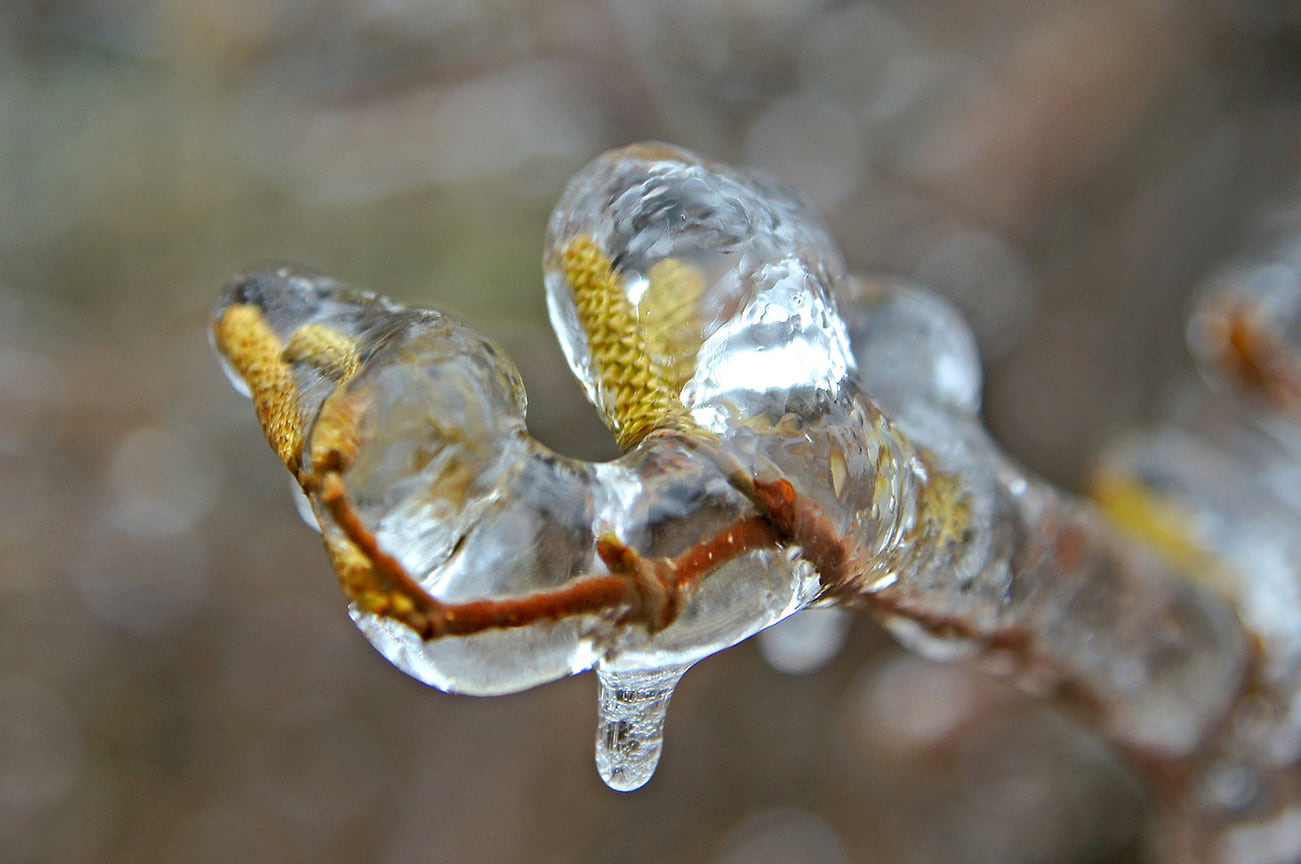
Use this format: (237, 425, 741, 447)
(1087, 214, 1301, 855)
(841, 276, 983, 422)
(213, 144, 1267, 817)
(840, 277, 1247, 756)
(212, 267, 593, 694)
(540, 144, 965, 612)
(543, 142, 855, 438)
(211, 264, 821, 704)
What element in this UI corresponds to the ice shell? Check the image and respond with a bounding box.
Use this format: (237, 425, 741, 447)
(542, 142, 856, 431)
(844, 278, 983, 419)
(1095, 427, 1301, 759)
(308, 308, 605, 696)
(352, 611, 600, 697)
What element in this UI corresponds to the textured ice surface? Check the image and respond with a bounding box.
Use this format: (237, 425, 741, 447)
(543, 141, 855, 432)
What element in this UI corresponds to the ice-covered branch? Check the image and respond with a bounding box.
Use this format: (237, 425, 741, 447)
(211, 143, 1301, 861)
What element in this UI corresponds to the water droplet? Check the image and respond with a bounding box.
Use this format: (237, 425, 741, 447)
(594, 663, 689, 791)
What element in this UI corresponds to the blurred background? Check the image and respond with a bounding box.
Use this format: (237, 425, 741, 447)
(2, 1, 1298, 862)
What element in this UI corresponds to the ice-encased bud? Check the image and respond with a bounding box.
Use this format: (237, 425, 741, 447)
(211, 265, 392, 469)
(543, 142, 857, 436)
(212, 146, 970, 789)
(211, 259, 825, 705)
(332, 323, 602, 696)
(212, 265, 605, 696)
(1096, 242, 1301, 763)
(540, 143, 906, 605)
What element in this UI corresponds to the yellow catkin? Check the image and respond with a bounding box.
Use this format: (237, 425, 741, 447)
(309, 388, 367, 475)
(282, 325, 366, 475)
(562, 234, 699, 450)
(283, 323, 361, 381)
(866, 411, 970, 550)
(213, 304, 304, 468)
(323, 532, 395, 616)
(923, 470, 971, 546)
(1091, 470, 1215, 584)
(640, 257, 706, 392)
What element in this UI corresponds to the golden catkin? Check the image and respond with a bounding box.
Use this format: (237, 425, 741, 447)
(1091, 470, 1220, 586)
(324, 531, 390, 614)
(283, 323, 361, 381)
(309, 387, 367, 475)
(213, 303, 304, 468)
(562, 234, 699, 450)
(640, 257, 706, 392)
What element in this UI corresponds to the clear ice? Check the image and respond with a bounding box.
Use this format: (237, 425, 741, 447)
(595, 664, 688, 791)
(212, 144, 1301, 835)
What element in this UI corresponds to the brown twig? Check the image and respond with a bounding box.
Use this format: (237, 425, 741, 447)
(301, 462, 843, 641)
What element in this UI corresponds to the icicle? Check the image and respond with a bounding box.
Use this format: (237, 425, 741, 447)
(594, 663, 689, 791)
